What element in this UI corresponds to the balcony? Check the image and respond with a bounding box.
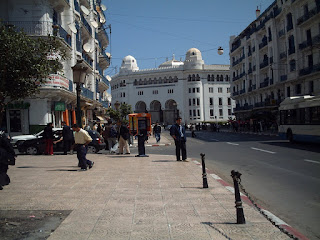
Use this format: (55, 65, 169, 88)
(286, 24, 293, 32)
(260, 59, 269, 69)
(288, 47, 295, 55)
(74, 0, 80, 12)
(297, 6, 320, 26)
(4, 21, 53, 36)
(231, 40, 241, 53)
(274, 7, 282, 18)
(280, 51, 287, 59)
(97, 27, 109, 48)
(52, 24, 72, 47)
(248, 67, 253, 74)
(259, 37, 268, 49)
(232, 75, 240, 82)
(278, 29, 285, 38)
(260, 78, 269, 88)
(253, 65, 256, 72)
(81, 15, 92, 36)
(81, 86, 94, 100)
(280, 75, 287, 82)
(248, 50, 252, 57)
(98, 51, 111, 69)
(98, 76, 109, 92)
(248, 84, 256, 92)
(299, 64, 320, 76)
(82, 52, 93, 68)
(239, 89, 246, 95)
(232, 91, 239, 97)
(41, 74, 71, 91)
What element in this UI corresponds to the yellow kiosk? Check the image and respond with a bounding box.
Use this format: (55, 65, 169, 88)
(128, 113, 151, 157)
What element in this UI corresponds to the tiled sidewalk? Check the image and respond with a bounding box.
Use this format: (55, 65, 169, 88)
(0, 152, 290, 240)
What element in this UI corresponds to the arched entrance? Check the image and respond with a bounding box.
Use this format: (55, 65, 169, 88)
(135, 101, 147, 113)
(150, 100, 163, 123)
(164, 99, 178, 124)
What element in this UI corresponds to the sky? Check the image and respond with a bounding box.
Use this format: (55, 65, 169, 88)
(101, 0, 276, 77)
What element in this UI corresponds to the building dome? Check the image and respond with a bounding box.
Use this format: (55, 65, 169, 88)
(120, 55, 139, 72)
(185, 48, 203, 61)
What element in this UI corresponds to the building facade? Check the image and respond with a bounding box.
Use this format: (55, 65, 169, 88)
(111, 48, 235, 125)
(230, 0, 320, 127)
(0, 0, 111, 135)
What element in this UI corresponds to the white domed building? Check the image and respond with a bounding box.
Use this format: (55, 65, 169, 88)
(111, 48, 235, 124)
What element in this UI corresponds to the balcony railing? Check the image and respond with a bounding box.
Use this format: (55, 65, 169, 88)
(82, 52, 93, 67)
(101, 75, 110, 87)
(248, 84, 256, 92)
(299, 64, 320, 76)
(278, 29, 285, 37)
(3, 21, 53, 36)
(280, 51, 287, 59)
(259, 37, 268, 49)
(280, 75, 287, 82)
(297, 5, 320, 25)
(232, 91, 239, 97)
(288, 47, 295, 55)
(81, 15, 92, 35)
(81, 86, 94, 100)
(74, 0, 80, 12)
(69, 80, 73, 92)
(260, 78, 269, 88)
(260, 59, 269, 69)
(53, 24, 71, 47)
(239, 89, 246, 95)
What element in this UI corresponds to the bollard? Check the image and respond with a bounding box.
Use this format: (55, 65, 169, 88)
(231, 170, 246, 224)
(200, 153, 208, 188)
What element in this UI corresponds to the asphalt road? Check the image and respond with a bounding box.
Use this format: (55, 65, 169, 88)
(148, 130, 320, 240)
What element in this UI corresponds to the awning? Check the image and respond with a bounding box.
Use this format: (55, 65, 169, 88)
(96, 116, 104, 121)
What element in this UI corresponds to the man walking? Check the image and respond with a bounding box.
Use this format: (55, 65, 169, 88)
(71, 124, 94, 171)
(153, 122, 161, 143)
(117, 121, 130, 154)
(170, 117, 188, 162)
(62, 121, 73, 155)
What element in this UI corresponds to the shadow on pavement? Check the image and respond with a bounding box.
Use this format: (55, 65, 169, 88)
(262, 141, 320, 153)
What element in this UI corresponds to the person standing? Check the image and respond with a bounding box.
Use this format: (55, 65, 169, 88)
(0, 131, 16, 190)
(117, 121, 130, 154)
(71, 124, 94, 171)
(153, 122, 161, 143)
(43, 123, 54, 155)
(170, 117, 188, 162)
(62, 121, 74, 155)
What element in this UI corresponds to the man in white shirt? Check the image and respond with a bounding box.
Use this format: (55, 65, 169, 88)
(71, 124, 94, 171)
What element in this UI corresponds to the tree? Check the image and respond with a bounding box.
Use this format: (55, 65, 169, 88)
(0, 23, 68, 126)
(106, 103, 133, 123)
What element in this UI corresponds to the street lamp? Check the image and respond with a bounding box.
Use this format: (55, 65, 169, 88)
(217, 47, 224, 55)
(72, 60, 88, 127)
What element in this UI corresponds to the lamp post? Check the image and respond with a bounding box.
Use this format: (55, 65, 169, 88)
(72, 60, 88, 127)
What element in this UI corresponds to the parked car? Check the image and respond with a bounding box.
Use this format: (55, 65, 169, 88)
(16, 128, 105, 155)
(11, 128, 61, 148)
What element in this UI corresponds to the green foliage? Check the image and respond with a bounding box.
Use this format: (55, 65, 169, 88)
(106, 103, 133, 123)
(0, 22, 68, 121)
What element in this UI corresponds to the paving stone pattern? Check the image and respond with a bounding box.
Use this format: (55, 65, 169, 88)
(0, 152, 290, 240)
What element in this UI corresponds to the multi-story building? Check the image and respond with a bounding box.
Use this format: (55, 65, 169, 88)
(111, 48, 235, 125)
(230, 0, 320, 127)
(0, 0, 111, 135)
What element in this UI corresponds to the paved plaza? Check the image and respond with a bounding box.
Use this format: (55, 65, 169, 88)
(0, 142, 292, 240)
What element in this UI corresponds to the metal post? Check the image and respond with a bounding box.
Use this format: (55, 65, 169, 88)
(231, 170, 246, 224)
(76, 83, 81, 127)
(200, 153, 208, 188)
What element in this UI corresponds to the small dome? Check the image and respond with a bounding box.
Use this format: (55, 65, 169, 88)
(159, 59, 184, 68)
(120, 55, 139, 71)
(185, 48, 202, 61)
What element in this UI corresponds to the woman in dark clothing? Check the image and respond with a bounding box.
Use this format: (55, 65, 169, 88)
(0, 131, 16, 190)
(43, 123, 54, 155)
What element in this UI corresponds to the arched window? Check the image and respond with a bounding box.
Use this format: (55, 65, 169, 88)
(144, 78, 147, 85)
(174, 76, 178, 82)
(192, 74, 196, 81)
(217, 75, 220, 81)
(148, 78, 152, 84)
(134, 79, 138, 85)
(226, 75, 229, 81)
(207, 75, 210, 81)
(220, 75, 224, 81)
(188, 75, 191, 81)
(164, 77, 168, 83)
(169, 76, 173, 83)
(211, 74, 214, 81)
(139, 79, 142, 85)
(196, 74, 200, 81)
(159, 77, 163, 83)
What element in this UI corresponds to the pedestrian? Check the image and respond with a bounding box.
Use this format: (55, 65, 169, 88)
(43, 122, 54, 155)
(153, 122, 161, 143)
(71, 124, 94, 171)
(97, 122, 102, 135)
(0, 131, 16, 190)
(190, 124, 196, 138)
(117, 121, 130, 154)
(103, 120, 118, 153)
(170, 117, 188, 162)
(61, 121, 74, 155)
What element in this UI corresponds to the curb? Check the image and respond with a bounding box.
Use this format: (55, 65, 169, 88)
(191, 159, 308, 240)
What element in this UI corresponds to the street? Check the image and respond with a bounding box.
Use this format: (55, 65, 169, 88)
(149, 130, 320, 240)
